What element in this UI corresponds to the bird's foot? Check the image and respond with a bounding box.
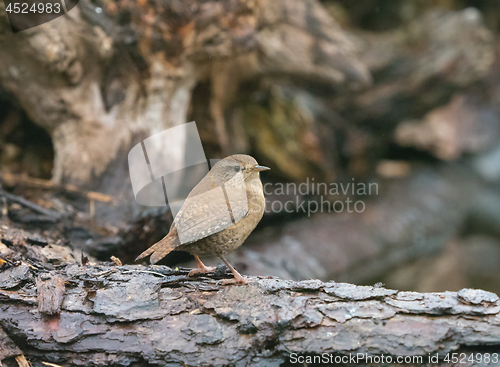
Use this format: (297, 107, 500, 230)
(189, 255, 216, 277)
(221, 275, 250, 285)
(188, 266, 216, 277)
(217, 255, 250, 285)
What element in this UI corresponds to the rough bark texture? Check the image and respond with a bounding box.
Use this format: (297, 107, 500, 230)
(1, 262, 500, 366)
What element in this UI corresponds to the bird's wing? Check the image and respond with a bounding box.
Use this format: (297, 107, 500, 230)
(171, 171, 249, 247)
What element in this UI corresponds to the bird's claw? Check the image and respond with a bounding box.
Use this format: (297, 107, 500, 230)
(188, 266, 216, 277)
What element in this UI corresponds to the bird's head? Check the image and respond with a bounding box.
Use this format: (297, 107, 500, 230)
(211, 154, 270, 186)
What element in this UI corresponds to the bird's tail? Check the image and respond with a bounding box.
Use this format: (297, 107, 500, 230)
(135, 235, 175, 265)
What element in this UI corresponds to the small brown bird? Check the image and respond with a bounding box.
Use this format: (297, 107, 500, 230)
(136, 154, 270, 284)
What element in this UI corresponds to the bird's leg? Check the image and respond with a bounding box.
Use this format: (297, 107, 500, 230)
(219, 255, 249, 285)
(188, 255, 216, 276)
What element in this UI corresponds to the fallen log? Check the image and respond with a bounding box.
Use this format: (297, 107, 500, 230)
(1, 261, 499, 366)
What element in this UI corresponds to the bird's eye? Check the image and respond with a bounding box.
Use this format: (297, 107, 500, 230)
(234, 166, 241, 172)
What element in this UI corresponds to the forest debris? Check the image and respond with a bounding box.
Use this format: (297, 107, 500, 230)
(26, 237, 48, 247)
(0, 242, 13, 258)
(42, 362, 63, 367)
(40, 245, 76, 265)
(119, 269, 168, 277)
(14, 355, 30, 367)
(0, 326, 22, 361)
(22, 261, 40, 271)
(0, 190, 62, 220)
(81, 236, 124, 259)
(36, 275, 67, 315)
(81, 253, 89, 266)
(0, 263, 30, 289)
(0, 238, 13, 248)
(0, 172, 115, 204)
(110, 256, 122, 266)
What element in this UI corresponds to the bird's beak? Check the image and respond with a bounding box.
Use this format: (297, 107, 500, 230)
(254, 165, 270, 172)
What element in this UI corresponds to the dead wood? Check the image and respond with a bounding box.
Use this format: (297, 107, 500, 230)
(0, 190, 62, 221)
(1, 260, 500, 366)
(0, 0, 370, 226)
(341, 8, 495, 127)
(0, 172, 115, 204)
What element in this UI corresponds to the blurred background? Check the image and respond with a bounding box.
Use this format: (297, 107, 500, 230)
(1, 0, 500, 294)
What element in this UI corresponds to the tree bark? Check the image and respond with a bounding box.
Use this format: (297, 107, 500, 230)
(1, 261, 500, 366)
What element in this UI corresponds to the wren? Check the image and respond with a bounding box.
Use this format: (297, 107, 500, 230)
(136, 154, 270, 284)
